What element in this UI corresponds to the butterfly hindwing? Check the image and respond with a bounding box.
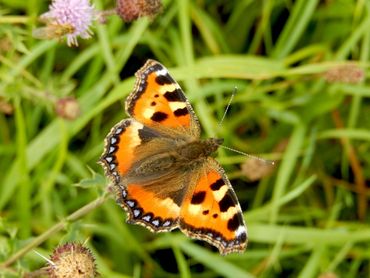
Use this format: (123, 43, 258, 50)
(125, 59, 200, 138)
(179, 158, 248, 255)
(115, 170, 191, 232)
(115, 183, 181, 232)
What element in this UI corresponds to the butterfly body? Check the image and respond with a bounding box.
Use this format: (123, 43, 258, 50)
(128, 137, 222, 177)
(100, 60, 247, 254)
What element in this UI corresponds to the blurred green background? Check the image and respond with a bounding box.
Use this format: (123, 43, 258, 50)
(1, 0, 370, 277)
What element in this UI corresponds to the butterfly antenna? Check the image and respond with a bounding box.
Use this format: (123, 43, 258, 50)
(219, 144, 275, 165)
(218, 86, 237, 127)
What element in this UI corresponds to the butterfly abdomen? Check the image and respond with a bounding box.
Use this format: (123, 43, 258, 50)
(131, 153, 176, 176)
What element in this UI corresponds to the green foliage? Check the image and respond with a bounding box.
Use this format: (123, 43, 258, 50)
(1, 0, 370, 277)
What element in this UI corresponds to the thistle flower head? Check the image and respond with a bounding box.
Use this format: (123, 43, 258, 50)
(41, 0, 96, 46)
(116, 0, 162, 22)
(47, 242, 97, 278)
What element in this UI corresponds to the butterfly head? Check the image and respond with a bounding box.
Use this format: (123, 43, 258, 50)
(209, 137, 224, 146)
(205, 138, 224, 153)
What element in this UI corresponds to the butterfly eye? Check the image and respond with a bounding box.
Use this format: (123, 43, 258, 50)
(209, 138, 224, 147)
(216, 138, 224, 145)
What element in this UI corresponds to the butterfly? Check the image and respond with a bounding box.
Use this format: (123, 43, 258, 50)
(99, 60, 247, 254)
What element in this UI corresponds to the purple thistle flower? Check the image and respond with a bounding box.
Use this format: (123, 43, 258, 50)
(41, 0, 96, 46)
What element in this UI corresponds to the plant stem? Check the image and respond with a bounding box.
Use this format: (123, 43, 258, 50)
(0, 194, 108, 268)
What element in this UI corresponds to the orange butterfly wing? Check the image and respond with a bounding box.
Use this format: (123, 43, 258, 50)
(100, 119, 160, 180)
(100, 118, 184, 231)
(179, 159, 248, 255)
(115, 183, 182, 232)
(125, 59, 200, 138)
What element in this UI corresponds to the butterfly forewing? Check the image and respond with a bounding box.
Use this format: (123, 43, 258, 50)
(125, 59, 201, 138)
(179, 158, 247, 255)
(100, 118, 162, 182)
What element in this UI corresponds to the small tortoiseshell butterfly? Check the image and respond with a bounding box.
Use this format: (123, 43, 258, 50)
(99, 60, 247, 254)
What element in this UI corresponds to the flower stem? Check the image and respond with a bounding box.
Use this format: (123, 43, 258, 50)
(0, 193, 108, 268)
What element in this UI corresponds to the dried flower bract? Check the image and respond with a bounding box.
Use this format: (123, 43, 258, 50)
(55, 97, 80, 120)
(324, 64, 365, 84)
(116, 0, 162, 22)
(241, 159, 275, 181)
